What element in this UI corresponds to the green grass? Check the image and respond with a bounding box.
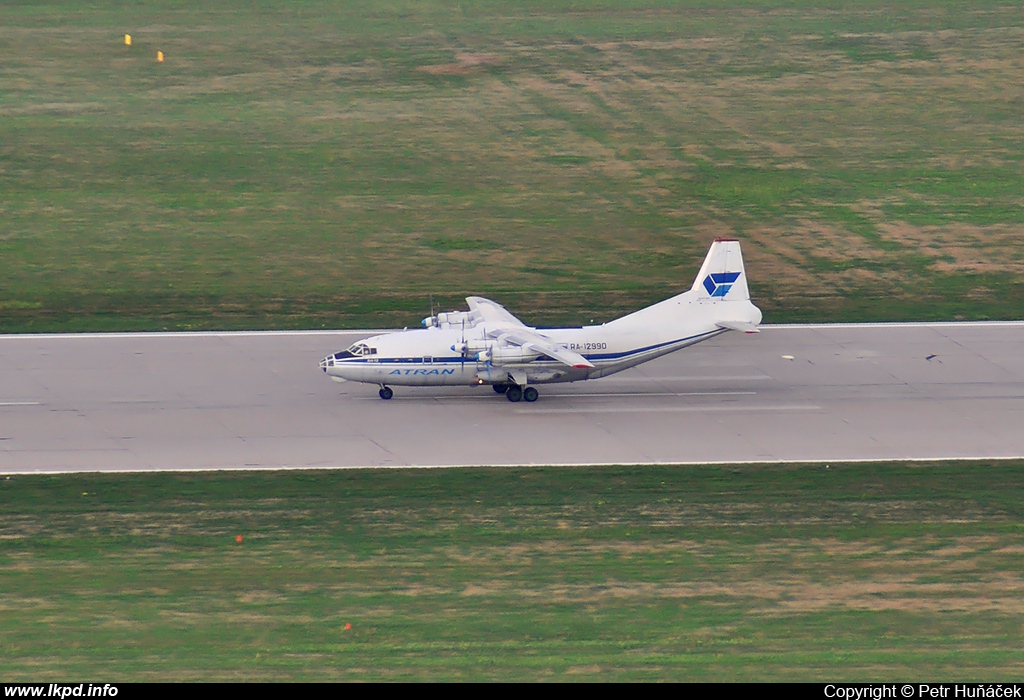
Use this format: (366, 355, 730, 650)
(2, 1, 1024, 332)
(2, 461, 1024, 680)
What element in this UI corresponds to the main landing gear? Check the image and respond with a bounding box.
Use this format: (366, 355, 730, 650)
(504, 385, 538, 403)
(377, 383, 536, 402)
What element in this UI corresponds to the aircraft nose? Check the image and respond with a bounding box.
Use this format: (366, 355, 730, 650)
(319, 356, 331, 372)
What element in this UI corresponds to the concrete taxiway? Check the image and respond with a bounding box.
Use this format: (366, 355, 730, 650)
(1, 323, 1023, 473)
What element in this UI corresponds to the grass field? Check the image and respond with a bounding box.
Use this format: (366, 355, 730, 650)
(1, 462, 1024, 680)
(2, 1, 1024, 332)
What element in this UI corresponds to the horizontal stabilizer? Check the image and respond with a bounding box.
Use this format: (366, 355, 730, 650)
(717, 320, 760, 334)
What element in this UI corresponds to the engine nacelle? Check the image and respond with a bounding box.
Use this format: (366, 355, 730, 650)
(436, 311, 470, 325)
(488, 345, 542, 365)
(425, 309, 482, 329)
(466, 339, 492, 355)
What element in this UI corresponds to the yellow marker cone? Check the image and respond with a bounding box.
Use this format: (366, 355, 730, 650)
(157, 50, 164, 63)
(124, 34, 132, 46)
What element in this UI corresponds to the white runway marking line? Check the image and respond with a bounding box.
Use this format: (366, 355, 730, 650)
(5, 453, 1024, 475)
(517, 404, 821, 414)
(562, 391, 757, 398)
(0, 402, 41, 407)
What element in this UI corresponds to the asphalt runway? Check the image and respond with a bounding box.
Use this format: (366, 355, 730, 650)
(2, 323, 1023, 473)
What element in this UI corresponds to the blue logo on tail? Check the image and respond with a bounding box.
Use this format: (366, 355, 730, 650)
(703, 272, 741, 298)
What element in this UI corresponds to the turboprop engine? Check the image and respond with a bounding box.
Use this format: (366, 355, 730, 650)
(451, 338, 491, 357)
(454, 337, 543, 365)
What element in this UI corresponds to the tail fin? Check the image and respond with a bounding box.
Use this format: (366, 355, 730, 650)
(605, 237, 760, 332)
(690, 238, 750, 301)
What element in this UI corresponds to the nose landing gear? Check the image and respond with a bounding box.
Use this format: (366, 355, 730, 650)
(378, 385, 393, 400)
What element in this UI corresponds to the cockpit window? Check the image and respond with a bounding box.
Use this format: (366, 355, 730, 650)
(345, 343, 378, 357)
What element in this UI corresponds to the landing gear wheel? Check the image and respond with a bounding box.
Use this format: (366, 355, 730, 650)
(505, 385, 523, 403)
(378, 386, 393, 400)
(492, 383, 508, 394)
(523, 387, 539, 402)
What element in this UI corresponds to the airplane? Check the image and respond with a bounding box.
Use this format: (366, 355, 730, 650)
(320, 238, 761, 402)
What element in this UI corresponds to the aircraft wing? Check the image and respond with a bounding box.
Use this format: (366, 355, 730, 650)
(466, 296, 528, 328)
(488, 327, 595, 369)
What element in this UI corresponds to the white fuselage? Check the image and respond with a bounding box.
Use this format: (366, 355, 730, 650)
(322, 324, 725, 387)
(320, 291, 759, 388)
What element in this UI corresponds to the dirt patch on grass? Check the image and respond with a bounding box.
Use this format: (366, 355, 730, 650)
(419, 53, 500, 76)
(418, 63, 474, 76)
(237, 590, 288, 605)
(455, 52, 500, 67)
(461, 583, 503, 596)
(505, 574, 1024, 613)
(0, 102, 104, 116)
(698, 92, 801, 160)
(565, 665, 604, 675)
(0, 515, 43, 539)
(395, 585, 448, 597)
(929, 537, 1002, 557)
(0, 597, 55, 611)
(880, 222, 1024, 273)
(729, 225, 824, 292)
(94, 615, 154, 630)
(415, 533, 1024, 613)
(792, 219, 888, 261)
(772, 579, 1024, 613)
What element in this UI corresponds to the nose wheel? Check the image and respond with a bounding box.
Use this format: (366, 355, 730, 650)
(378, 386, 393, 400)
(506, 385, 539, 403)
